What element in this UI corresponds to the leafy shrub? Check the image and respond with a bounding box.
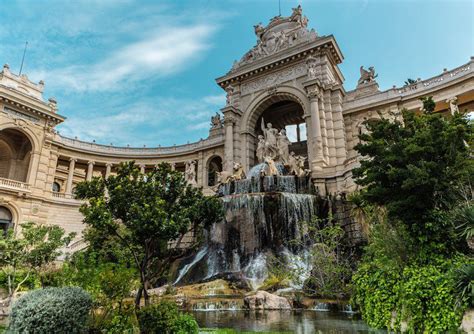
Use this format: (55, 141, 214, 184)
(352, 258, 469, 332)
(137, 300, 198, 334)
(8, 287, 92, 334)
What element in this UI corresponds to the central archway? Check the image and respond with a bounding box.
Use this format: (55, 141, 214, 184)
(240, 88, 311, 170)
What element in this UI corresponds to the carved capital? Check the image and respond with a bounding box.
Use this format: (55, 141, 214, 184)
(87, 161, 95, 166)
(306, 85, 322, 100)
(224, 115, 236, 125)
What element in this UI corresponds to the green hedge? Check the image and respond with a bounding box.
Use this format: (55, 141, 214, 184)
(8, 287, 92, 334)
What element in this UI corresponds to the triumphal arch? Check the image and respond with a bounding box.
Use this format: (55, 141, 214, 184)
(0, 5, 473, 246)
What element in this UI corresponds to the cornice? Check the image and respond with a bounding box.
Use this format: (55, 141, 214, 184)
(0, 88, 65, 124)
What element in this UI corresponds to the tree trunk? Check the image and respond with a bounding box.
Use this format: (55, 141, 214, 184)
(135, 286, 143, 311)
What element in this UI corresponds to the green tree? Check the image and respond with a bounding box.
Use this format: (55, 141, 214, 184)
(353, 97, 473, 251)
(0, 222, 74, 305)
(74, 161, 223, 309)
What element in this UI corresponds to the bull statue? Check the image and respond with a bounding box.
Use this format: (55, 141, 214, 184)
(216, 162, 246, 185)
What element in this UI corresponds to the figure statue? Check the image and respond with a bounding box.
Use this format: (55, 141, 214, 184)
(256, 135, 266, 163)
(261, 118, 279, 159)
(185, 160, 197, 185)
(225, 85, 235, 106)
(290, 5, 303, 23)
(306, 55, 318, 80)
(357, 66, 378, 86)
(254, 23, 265, 40)
(277, 129, 291, 165)
(210, 112, 222, 128)
(446, 96, 459, 115)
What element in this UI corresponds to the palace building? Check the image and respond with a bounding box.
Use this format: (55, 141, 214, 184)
(0, 6, 473, 249)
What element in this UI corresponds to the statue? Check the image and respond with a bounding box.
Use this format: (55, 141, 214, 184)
(210, 112, 222, 128)
(288, 152, 310, 177)
(225, 85, 235, 106)
(217, 162, 246, 184)
(254, 23, 265, 40)
(446, 96, 459, 115)
(277, 129, 290, 165)
(256, 135, 266, 163)
(290, 5, 303, 23)
(261, 119, 279, 159)
(306, 55, 318, 80)
(357, 66, 378, 86)
(185, 160, 197, 186)
(262, 156, 281, 176)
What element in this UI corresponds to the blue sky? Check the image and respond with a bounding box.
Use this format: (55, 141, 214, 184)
(0, 0, 472, 147)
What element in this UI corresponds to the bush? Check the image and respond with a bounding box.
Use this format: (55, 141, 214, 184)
(137, 300, 198, 334)
(8, 287, 92, 334)
(352, 258, 469, 332)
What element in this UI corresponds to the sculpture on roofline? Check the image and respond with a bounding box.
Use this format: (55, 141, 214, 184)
(357, 66, 378, 86)
(210, 112, 222, 128)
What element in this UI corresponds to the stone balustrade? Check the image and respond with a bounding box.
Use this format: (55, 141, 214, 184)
(344, 59, 473, 111)
(54, 133, 225, 156)
(0, 177, 30, 192)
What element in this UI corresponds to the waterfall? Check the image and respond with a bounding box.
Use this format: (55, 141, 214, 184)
(243, 252, 268, 290)
(173, 247, 208, 285)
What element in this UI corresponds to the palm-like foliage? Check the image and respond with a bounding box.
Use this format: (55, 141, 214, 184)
(452, 203, 474, 249)
(453, 264, 474, 308)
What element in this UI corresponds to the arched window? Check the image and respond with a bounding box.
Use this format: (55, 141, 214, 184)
(0, 206, 13, 235)
(52, 182, 61, 193)
(208, 156, 223, 187)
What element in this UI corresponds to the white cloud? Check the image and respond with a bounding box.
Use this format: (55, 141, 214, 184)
(57, 94, 225, 146)
(32, 24, 216, 92)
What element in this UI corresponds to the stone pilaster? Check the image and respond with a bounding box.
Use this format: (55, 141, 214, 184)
(318, 95, 329, 163)
(324, 89, 336, 166)
(331, 89, 347, 165)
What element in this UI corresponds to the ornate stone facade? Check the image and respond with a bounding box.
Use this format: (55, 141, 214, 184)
(0, 6, 473, 248)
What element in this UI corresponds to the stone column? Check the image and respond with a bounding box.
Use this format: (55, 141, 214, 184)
(66, 158, 76, 194)
(171, 162, 176, 171)
(139, 164, 146, 174)
(86, 161, 94, 181)
(105, 163, 112, 179)
(307, 85, 324, 172)
(224, 116, 234, 172)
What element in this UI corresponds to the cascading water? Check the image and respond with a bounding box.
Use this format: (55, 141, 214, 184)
(172, 164, 327, 290)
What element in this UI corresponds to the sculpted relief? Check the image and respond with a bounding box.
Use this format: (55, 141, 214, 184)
(241, 63, 306, 95)
(230, 5, 317, 72)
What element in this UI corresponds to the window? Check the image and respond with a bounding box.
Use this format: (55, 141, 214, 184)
(0, 206, 13, 235)
(52, 181, 61, 192)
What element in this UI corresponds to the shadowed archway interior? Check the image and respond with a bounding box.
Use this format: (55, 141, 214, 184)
(0, 128, 33, 183)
